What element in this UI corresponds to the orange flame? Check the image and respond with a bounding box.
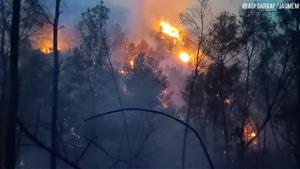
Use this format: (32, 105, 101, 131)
(31, 25, 72, 54)
(160, 21, 182, 40)
(158, 20, 195, 64)
(243, 120, 257, 144)
(41, 46, 52, 54)
(130, 60, 135, 69)
(179, 51, 191, 63)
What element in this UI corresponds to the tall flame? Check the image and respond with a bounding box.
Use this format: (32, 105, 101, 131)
(160, 21, 182, 40)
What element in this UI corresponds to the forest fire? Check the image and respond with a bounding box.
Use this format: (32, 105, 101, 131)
(158, 20, 194, 65)
(30, 25, 72, 54)
(1, 0, 295, 168)
(40, 43, 53, 54)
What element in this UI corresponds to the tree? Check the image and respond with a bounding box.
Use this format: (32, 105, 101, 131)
(78, 1, 112, 116)
(122, 53, 169, 109)
(5, 0, 21, 169)
(0, 0, 45, 166)
(276, 1, 300, 167)
(179, 0, 209, 168)
(79, 0, 109, 66)
(51, 1, 62, 169)
(205, 11, 239, 165)
(235, 9, 275, 167)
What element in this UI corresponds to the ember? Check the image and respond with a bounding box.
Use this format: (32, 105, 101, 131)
(243, 120, 257, 144)
(130, 60, 135, 69)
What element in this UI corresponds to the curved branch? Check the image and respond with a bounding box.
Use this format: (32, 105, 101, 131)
(84, 108, 215, 169)
(17, 118, 81, 169)
(84, 136, 128, 164)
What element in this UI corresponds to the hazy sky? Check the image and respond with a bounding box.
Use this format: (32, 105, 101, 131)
(43, 0, 241, 36)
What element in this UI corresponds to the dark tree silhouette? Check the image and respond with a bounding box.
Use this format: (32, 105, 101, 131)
(179, 1, 209, 168)
(5, 0, 21, 169)
(51, 1, 62, 169)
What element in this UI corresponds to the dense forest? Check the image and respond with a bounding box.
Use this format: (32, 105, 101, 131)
(0, 0, 299, 169)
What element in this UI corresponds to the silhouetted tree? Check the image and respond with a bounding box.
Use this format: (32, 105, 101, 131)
(51, 1, 62, 169)
(122, 53, 169, 109)
(179, 0, 209, 168)
(5, 0, 21, 169)
(235, 9, 275, 167)
(277, 1, 300, 167)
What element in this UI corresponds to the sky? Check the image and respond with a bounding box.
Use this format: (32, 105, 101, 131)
(42, 0, 242, 42)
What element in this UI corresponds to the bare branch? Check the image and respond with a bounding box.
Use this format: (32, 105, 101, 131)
(85, 108, 215, 169)
(17, 118, 82, 169)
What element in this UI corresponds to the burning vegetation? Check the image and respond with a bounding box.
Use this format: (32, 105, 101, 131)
(160, 21, 182, 40)
(243, 120, 257, 144)
(5, 0, 298, 169)
(158, 20, 193, 64)
(30, 25, 72, 54)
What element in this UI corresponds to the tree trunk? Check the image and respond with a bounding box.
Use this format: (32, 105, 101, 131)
(181, 40, 202, 169)
(5, 0, 21, 169)
(0, 0, 7, 166)
(292, 7, 300, 168)
(0, 3, 7, 107)
(296, 18, 300, 169)
(219, 60, 230, 167)
(51, 1, 61, 169)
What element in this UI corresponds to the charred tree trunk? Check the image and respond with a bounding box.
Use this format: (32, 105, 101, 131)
(4, 0, 21, 169)
(51, 1, 61, 169)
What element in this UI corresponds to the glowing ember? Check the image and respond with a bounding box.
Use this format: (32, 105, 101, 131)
(159, 90, 169, 109)
(179, 52, 191, 63)
(162, 102, 168, 108)
(243, 120, 257, 144)
(224, 98, 232, 105)
(250, 132, 256, 137)
(160, 21, 182, 40)
(130, 60, 135, 69)
(120, 70, 126, 75)
(41, 46, 52, 54)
